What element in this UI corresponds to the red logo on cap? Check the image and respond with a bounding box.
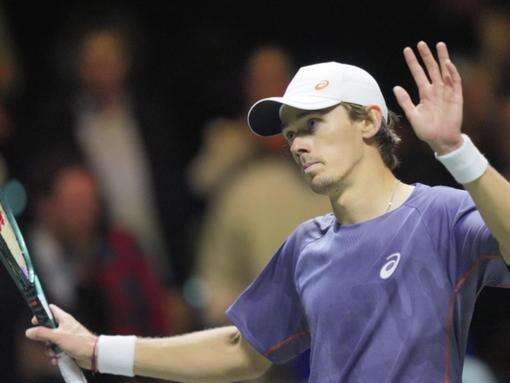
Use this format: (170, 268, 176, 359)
(315, 80, 329, 90)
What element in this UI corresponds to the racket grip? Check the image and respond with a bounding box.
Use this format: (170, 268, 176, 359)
(57, 353, 88, 383)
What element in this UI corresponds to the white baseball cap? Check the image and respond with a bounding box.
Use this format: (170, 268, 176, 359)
(247, 62, 388, 136)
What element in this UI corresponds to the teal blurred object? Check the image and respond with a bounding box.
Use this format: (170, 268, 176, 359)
(183, 277, 204, 309)
(2, 179, 27, 217)
(462, 356, 498, 383)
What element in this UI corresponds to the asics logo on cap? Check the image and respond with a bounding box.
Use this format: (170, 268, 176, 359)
(314, 80, 329, 90)
(379, 253, 401, 280)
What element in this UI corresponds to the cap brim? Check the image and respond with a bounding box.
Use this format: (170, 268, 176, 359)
(247, 96, 341, 136)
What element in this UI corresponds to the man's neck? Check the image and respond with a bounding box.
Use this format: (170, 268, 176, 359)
(329, 160, 405, 226)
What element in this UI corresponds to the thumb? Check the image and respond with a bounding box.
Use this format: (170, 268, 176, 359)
(393, 86, 416, 118)
(26, 326, 58, 343)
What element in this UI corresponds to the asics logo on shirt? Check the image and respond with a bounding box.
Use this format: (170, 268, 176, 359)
(379, 253, 401, 280)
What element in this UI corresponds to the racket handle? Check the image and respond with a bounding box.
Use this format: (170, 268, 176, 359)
(57, 353, 88, 383)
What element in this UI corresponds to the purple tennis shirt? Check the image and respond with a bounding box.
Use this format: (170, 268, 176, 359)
(226, 183, 510, 382)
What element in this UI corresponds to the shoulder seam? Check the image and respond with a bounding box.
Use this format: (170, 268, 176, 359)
(292, 222, 330, 290)
(300, 228, 328, 254)
(404, 203, 441, 256)
(299, 215, 334, 254)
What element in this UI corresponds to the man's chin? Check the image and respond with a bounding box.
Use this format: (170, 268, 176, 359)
(307, 175, 335, 195)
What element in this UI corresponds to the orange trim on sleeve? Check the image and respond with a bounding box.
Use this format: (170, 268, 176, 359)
(443, 254, 510, 383)
(265, 330, 310, 357)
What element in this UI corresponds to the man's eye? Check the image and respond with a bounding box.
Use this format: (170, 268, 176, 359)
(307, 119, 318, 130)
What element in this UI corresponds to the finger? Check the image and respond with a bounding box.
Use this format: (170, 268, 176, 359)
(393, 86, 417, 117)
(45, 347, 57, 358)
(403, 46, 430, 90)
(25, 326, 58, 343)
(31, 316, 39, 325)
(436, 41, 450, 79)
(446, 60, 462, 96)
(417, 41, 442, 84)
(45, 343, 57, 358)
(51, 357, 58, 366)
(49, 304, 72, 325)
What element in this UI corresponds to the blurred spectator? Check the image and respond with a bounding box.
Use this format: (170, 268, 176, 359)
(0, 5, 30, 382)
(456, 57, 495, 142)
(0, 255, 24, 382)
(0, 1, 26, 183)
(196, 152, 331, 325)
(449, 56, 506, 170)
(192, 45, 331, 382)
(16, 152, 183, 383)
(187, 45, 294, 200)
(0, 2, 21, 98)
(30, 21, 193, 287)
(478, 5, 510, 88)
(0, 102, 13, 182)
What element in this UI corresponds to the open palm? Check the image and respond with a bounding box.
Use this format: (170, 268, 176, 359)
(393, 42, 464, 155)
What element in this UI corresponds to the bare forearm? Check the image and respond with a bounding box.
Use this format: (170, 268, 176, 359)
(134, 326, 270, 382)
(464, 166, 510, 262)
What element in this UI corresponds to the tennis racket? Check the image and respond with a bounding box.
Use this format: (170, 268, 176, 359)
(0, 191, 87, 382)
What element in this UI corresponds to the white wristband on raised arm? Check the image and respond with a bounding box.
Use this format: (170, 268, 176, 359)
(97, 335, 137, 376)
(435, 134, 489, 184)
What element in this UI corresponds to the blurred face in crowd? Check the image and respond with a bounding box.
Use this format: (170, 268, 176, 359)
(244, 47, 292, 151)
(244, 47, 292, 107)
(480, 9, 510, 64)
(455, 60, 495, 143)
(40, 167, 101, 244)
(77, 29, 130, 97)
(281, 104, 380, 195)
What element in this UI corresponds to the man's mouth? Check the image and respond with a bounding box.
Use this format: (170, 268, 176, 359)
(302, 161, 321, 171)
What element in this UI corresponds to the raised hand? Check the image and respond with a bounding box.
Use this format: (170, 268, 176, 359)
(393, 41, 464, 155)
(26, 304, 97, 369)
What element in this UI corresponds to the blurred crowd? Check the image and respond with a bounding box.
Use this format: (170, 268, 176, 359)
(0, 1, 508, 382)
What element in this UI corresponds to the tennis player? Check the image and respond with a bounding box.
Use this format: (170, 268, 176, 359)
(26, 41, 510, 382)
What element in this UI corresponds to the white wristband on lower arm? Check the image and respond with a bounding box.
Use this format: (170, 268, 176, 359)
(435, 134, 489, 184)
(97, 335, 137, 376)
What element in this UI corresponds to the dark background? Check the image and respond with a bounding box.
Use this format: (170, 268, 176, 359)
(2, 0, 481, 152)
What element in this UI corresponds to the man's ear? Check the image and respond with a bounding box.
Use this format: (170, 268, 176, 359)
(360, 105, 383, 139)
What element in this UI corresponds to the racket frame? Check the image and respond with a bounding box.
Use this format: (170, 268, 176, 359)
(0, 191, 57, 328)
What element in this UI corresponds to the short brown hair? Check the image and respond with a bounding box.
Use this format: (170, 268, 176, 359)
(340, 102, 402, 170)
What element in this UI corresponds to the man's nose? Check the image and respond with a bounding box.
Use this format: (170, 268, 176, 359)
(290, 136, 311, 155)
